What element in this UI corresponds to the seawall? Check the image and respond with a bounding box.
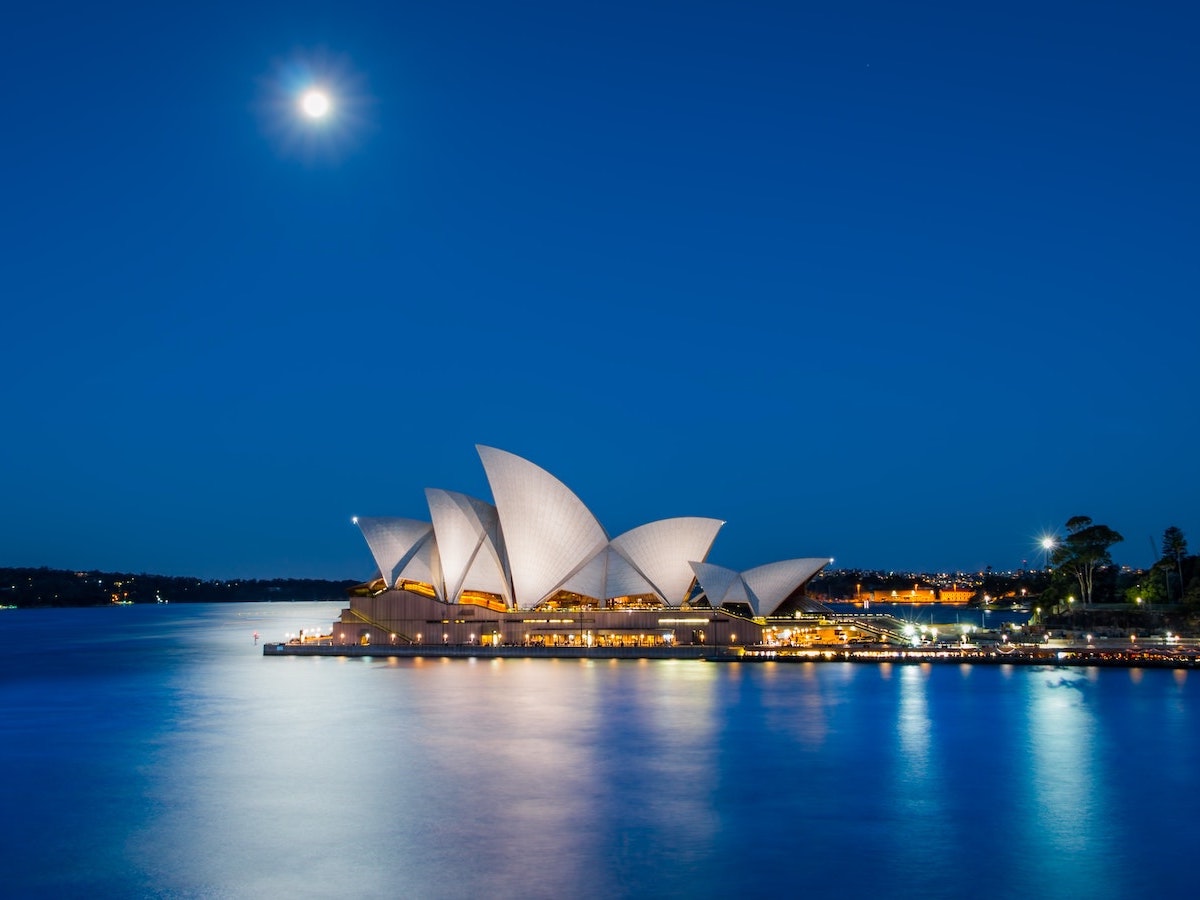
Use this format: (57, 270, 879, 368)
(263, 642, 1199, 668)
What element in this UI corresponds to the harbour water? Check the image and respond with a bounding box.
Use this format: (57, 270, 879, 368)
(2, 602, 1197, 898)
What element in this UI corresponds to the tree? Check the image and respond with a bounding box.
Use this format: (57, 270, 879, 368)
(1050, 516, 1124, 607)
(1124, 576, 1165, 607)
(1162, 526, 1188, 602)
(1184, 572, 1200, 608)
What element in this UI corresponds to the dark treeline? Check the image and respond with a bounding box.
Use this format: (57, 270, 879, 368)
(1, 567, 358, 608)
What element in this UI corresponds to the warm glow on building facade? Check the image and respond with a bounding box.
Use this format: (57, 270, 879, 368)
(329, 446, 830, 647)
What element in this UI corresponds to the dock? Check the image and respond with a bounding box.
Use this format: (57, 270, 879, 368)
(263, 642, 1200, 668)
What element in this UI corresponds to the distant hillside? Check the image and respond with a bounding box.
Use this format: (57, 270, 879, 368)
(0, 567, 359, 608)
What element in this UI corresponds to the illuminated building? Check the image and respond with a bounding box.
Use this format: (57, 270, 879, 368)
(850, 585, 975, 605)
(331, 446, 830, 647)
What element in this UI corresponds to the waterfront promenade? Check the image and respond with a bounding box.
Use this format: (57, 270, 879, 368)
(264, 640, 1200, 669)
(264, 642, 742, 661)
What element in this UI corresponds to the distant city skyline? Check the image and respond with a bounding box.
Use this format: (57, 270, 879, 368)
(2, 1, 1196, 581)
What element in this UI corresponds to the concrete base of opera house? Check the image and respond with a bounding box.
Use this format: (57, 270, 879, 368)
(263, 643, 743, 661)
(316, 587, 761, 651)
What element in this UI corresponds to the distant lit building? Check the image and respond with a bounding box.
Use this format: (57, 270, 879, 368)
(938, 586, 974, 604)
(330, 446, 830, 647)
(852, 584, 973, 605)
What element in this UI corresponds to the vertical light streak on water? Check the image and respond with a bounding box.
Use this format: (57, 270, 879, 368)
(407, 657, 606, 889)
(897, 664, 932, 771)
(1021, 667, 1119, 895)
(764, 660, 830, 750)
(593, 659, 722, 888)
(884, 664, 954, 881)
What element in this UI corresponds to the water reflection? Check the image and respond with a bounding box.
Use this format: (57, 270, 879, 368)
(897, 665, 931, 770)
(888, 665, 954, 873)
(4, 606, 1200, 898)
(1022, 669, 1116, 894)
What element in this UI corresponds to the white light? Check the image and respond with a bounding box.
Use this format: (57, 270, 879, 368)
(301, 89, 331, 118)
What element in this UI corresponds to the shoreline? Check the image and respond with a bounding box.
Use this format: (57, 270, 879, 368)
(263, 642, 1200, 669)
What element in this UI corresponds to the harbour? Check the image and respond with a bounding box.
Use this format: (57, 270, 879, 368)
(264, 635, 1200, 668)
(6, 601, 1200, 899)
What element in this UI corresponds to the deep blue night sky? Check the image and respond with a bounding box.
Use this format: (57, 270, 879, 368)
(3, 1, 1196, 580)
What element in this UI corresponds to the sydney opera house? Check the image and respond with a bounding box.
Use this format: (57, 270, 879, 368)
(329, 446, 830, 649)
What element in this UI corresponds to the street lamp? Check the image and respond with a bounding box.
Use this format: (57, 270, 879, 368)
(1040, 536, 1056, 569)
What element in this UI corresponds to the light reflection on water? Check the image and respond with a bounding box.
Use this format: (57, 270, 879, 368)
(2, 603, 1199, 899)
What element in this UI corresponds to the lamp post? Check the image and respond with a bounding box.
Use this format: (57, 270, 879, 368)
(1041, 537, 1056, 570)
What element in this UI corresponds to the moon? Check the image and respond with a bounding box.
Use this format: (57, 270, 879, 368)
(300, 89, 331, 119)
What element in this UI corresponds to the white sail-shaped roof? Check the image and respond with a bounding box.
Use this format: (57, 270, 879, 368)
(460, 539, 511, 600)
(604, 550, 657, 598)
(559, 546, 656, 601)
(690, 562, 745, 606)
(397, 531, 439, 588)
(477, 445, 609, 608)
(426, 489, 510, 605)
(691, 558, 829, 616)
(611, 517, 724, 606)
(741, 558, 830, 617)
(558, 548, 609, 600)
(353, 448, 831, 616)
(355, 517, 435, 588)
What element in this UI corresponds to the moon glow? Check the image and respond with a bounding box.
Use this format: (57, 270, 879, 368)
(300, 89, 331, 118)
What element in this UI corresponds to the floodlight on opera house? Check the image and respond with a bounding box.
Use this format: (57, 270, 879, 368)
(352, 445, 828, 613)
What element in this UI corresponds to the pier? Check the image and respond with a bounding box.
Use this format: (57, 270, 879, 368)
(264, 641, 1200, 668)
